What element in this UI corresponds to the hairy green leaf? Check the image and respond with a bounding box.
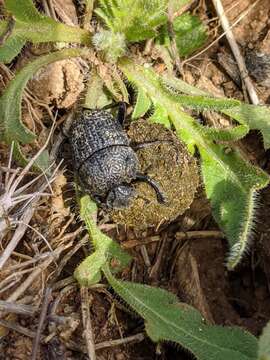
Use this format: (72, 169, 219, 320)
(13, 142, 50, 173)
(157, 13, 207, 57)
(173, 13, 207, 56)
(0, 20, 26, 63)
(119, 59, 269, 269)
(132, 89, 152, 119)
(149, 103, 170, 128)
(0, 47, 89, 144)
(95, 0, 168, 42)
(161, 74, 210, 96)
(223, 104, 270, 150)
(74, 195, 131, 286)
(201, 124, 249, 142)
(198, 145, 267, 270)
(161, 80, 241, 110)
(161, 76, 270, 149)
(103, 265, 258, 360)
(258, 321, 270, 360)
(167, 93, 240, 110)
(0, 0, 90, 63)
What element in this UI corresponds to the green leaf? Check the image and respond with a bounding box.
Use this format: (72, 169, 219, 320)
(201, 124, 249, 142)
(149, 103, 170, 128)
(258, 321, 270, 360)
(161, 73, 210, 97)
(198, 145, 268, 270)
(74, 195, 131, 286)
(169, 0, 191, 13)
(5, 0, 44, 22)
(103, 265, 258, 360)
(95, 0, 168, 42)
(119, 59, 269, 269)
(223, 104, 270, 150)
(173, 13, 207, 56)
(0, 47, 89, 144)
(161, 76, 270, 150)
(0, 0, 90, 63)
(166, 93, 241, 111)
(157, 13, 207, 57)
(132, 89, 152, 119)
(161, 79, 241, 110)
(13, 142, 50, 173)
(0, 20, 26, 63)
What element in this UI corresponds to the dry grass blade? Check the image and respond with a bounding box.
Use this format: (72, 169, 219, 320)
(31, 287, 52, 360)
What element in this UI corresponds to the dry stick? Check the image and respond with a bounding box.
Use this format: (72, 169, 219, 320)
(0, 163, 60, 268)
(31, 287, 52, 360)
(80, 287, 97, 360)
(0, 319, 38, 339)
(175, 230, 224, 241)
(94, 333, 145, 350)
(0, 300, 37, 316)
(168, 3, 183, 75)
(83, 0, 95, 30)
(9, 122, 56, 194)
(0, 206, 35, 270)
(6, 254, 57, 304)
(212, 0, 260, 105)
(4, 141, 15, 188)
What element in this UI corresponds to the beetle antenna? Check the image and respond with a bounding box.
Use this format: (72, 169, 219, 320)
(135, 173, 167, 204)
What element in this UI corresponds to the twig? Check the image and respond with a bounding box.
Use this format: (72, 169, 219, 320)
(168, 3, 183, 75)
(140, 245, 151, 267)
(49, 233, 87, 282)
(95, 332, 145, 350)
(31, 287, 52, 360)
(0, 300, 37, 316)
(67, 332, 145, 353)
(175, 230, 224, 241)
(3, 253, 59, 306)
(0, 319, 38, 339)
(0, 205, 35, 270)
(0, 163, 60, 268)
(80, 287, 96, 360)
(83, 0, 94, 30)
(149, 234, 167, 280)
(212, 0, 260, 104)
(9, 121, 56, 194)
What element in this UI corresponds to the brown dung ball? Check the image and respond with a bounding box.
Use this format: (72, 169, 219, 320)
(111, 120, 199, 228)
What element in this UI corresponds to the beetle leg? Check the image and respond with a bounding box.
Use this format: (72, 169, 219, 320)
(134, 173, 167, 204)
(116, 102, 127, 126)
(102, 102, 127, 127)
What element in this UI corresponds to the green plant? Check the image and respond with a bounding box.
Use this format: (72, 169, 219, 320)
(1, 0, 270, 358)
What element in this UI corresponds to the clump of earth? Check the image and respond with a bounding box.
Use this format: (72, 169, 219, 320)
(111, 120, 199, 228)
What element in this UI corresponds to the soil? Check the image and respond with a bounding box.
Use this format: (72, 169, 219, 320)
(1, 0, 270, 359)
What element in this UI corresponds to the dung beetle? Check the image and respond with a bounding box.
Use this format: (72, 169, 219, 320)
(70, 103, 166, 209)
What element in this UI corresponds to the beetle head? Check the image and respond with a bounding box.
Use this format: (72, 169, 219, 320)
(106, 185, 136, 209)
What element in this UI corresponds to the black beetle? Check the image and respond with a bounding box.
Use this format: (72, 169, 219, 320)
(70, 103, 166, 209)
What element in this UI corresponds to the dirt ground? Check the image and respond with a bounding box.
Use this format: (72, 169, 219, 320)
(1, 0, 270, 359)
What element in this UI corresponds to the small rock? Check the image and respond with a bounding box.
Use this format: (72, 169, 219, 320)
(29, 59, 84, 108)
